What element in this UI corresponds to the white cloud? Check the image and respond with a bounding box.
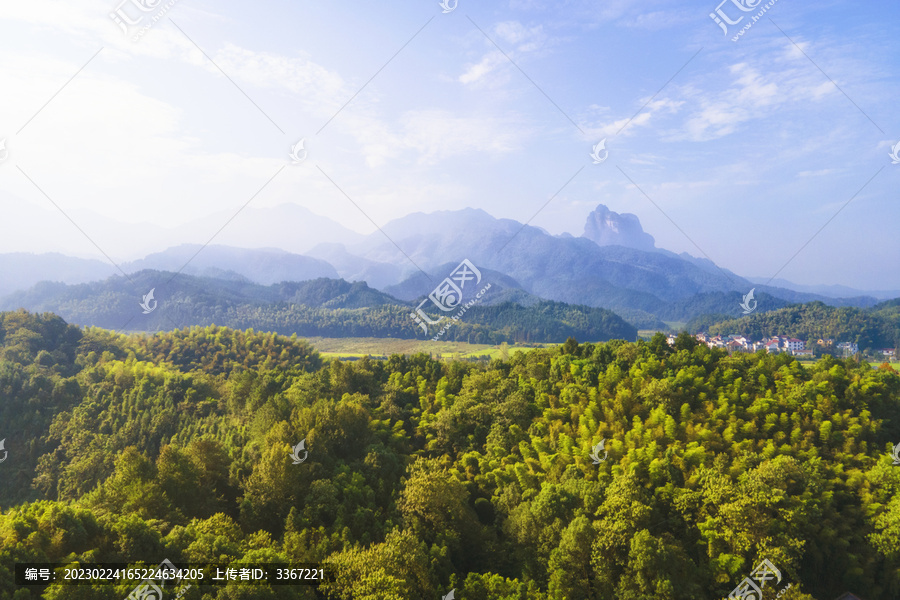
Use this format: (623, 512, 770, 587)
(459, 51, 508, 85)
(494, 21, 545, 49)
(619, 9, 697, 30)
(674, 62, 839, 142)
(206, 44, 347, 117)
(798, 168, 839, 177)
(584, 97, 683, 140)
(459, 20, 549, 85)
(344, 109, 530, 169)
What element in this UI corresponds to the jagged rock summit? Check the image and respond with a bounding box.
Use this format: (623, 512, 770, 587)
(582, 204, 656, 251)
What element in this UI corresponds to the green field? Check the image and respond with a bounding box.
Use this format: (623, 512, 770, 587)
(637, 322, 684, 339)
(304, 337, 552, 360)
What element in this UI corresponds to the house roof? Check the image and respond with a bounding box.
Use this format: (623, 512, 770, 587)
(834, 593, 864, 600)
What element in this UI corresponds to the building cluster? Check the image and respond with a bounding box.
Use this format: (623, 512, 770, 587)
(666, 334, 895, 359)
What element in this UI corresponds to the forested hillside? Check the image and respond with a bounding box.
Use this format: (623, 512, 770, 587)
(1, 311, 899, 599)
(0, 272, 636, 344)
(689, 301, 900, 350)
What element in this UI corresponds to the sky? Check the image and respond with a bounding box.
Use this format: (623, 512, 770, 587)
(0, 0, 898, 290)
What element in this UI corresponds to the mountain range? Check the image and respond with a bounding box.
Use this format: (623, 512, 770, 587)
(0, 203, 893, 330)
(0, 271, 637, 343)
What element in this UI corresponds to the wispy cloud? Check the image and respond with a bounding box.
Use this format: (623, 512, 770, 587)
(459, 21, 549, 85)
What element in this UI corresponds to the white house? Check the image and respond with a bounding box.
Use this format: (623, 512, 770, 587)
(784, 338, 805, 353)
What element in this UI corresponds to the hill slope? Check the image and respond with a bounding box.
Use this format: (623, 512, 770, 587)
(0, 271, 637, 343)
(338, 207, 876, 320)
(689, 301, 899, 349)
(0, 312, 897, 598)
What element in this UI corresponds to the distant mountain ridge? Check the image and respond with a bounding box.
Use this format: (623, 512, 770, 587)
(0, 271, 637, 343)
(337, 207, 746, 304)
(0, 252, 117, 298)
(0, 204, 892, 327)
(123, 244, 339, 285)
(322, 206, 884, 319)
(748, 277, 900, 301)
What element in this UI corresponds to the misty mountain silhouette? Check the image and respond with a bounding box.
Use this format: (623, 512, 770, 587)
(0, 204, 885, 326)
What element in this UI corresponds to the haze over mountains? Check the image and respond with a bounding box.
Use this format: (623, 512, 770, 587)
(1, 203, 894, 330)
(0, 196, 362, 262)
(0, 270, 638, 343)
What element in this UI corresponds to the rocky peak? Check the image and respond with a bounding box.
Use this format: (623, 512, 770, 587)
(582, 204, 655, 251)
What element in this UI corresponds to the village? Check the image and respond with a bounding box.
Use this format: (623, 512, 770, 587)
(666, 333, 897, 360)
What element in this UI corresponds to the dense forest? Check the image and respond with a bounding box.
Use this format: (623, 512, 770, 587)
(1, 310, 899, 599)
(687, 301, 900, 350)
(0, 272, 636, 344)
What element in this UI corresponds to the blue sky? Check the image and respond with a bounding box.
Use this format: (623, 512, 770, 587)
(0, 0, 898, 289)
